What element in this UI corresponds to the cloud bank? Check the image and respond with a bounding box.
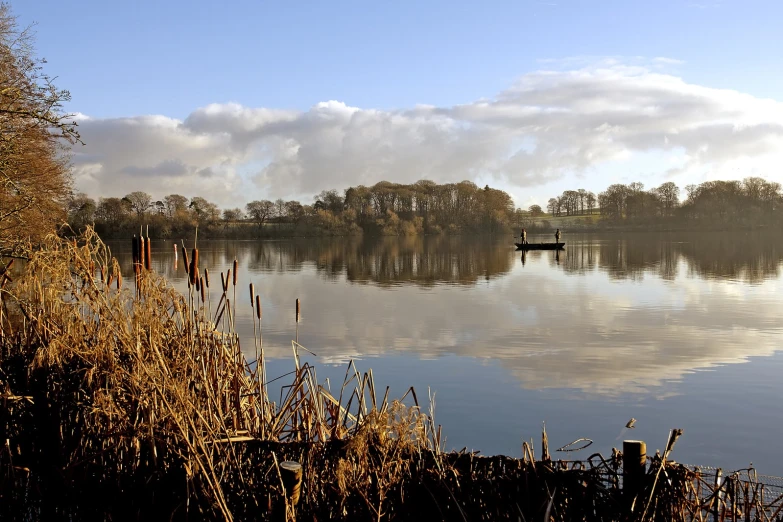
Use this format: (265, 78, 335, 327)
(71, 60, 783, 205)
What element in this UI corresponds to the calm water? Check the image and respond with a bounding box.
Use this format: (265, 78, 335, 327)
(110, 231, 783, 474)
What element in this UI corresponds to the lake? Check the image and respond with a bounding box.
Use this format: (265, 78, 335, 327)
(109, 231, 783, 474)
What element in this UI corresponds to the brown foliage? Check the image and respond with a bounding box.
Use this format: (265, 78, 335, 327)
(0, 4, 80, 255)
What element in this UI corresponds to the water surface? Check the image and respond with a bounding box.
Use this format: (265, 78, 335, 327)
(109, 231, 783, 473)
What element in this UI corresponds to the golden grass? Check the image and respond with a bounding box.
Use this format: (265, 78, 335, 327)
(1, 228, 781, 521)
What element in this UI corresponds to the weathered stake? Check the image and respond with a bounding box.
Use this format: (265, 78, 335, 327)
(623, 440, 647, 510)
(280, 460, 303, 520)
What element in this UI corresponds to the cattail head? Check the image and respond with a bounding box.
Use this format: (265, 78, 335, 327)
(145, 237, 152, 270)
(296, 298, 300, 322)
(232, 259, 238, 286)
(100, 265, 105, 285)
(189, 248, 199, 285)
(221, 271, 227, 293)
(256, 295, 262, 320)
(139, 237, 145, 268)
(249, 283, 255, 307)
(204, 268, 210, 288)
(181, 246, 189, 274)
(200, 276, 206, 303)
(132, 235, 138, 265)
(117, 270, 122, 290)
(195, 274, 200, 292)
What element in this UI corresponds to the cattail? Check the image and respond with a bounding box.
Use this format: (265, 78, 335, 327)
(132, 235, 138, 266)
(204, 268, 210, 288)
(139, 236, 145, 269)
(195, 274, 201, 292)
(200, 276, 206, 303)
(296, 298, 300, 322)
(174, 243, 178, 258)
(145, 236, 152, 270)
(189, 248, 199, 285)
(99, 265, 105, 285)
(256, 295, 262, 320)
(117, 270, 122, 290)
(181, 245, 189, 274)
(232, 259, 238, 286)
(221, 271, 227, 292)
(249, 283, 254, 307)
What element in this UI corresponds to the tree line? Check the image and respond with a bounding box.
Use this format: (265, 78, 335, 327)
(69, 175, 783, 240)
(68, 181, 518, 239)
(543, 177, 782, 229)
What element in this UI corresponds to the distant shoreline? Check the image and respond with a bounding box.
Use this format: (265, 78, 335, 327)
(77, 219, 782, 241)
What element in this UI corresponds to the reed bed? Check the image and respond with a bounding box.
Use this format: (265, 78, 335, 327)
(0, 229, 780, 521)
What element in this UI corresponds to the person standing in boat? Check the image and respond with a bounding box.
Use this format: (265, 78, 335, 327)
(520, 228, 527, 245)
(555, 228, 561, 244)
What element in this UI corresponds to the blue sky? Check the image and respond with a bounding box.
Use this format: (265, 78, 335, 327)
(13, 0, 783, 207)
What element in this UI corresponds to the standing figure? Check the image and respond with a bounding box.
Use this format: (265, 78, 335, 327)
(521, 228, 527, 245)
(555, 228, 561, 244)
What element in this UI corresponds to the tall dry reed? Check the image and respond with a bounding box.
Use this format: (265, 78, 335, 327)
(1, 228, 779, 521)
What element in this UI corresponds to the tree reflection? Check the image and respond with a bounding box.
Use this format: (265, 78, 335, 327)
(561, 231, 783, 283)
(113, 231, 783, 287)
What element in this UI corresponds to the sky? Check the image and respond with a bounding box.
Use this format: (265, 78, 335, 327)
(13, 0, 783, 209)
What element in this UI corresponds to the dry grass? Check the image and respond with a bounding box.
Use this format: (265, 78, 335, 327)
(1, 228, 780, 521)
(0, 229, 440, 520)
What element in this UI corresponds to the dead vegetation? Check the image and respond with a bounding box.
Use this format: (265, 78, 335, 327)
(0, 228, 781, 521)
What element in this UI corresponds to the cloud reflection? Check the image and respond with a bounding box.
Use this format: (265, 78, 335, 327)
(111, 232, 783, 396)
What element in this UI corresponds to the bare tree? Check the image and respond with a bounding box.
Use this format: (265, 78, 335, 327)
(123, 191, 153, 218)
(245, 200, 274, 227)
(655, 182, 680, 217)
(275, 198, 286, 220)
(164, 194, 189, 217)
(189, 197, 219, 225)
(586, 192, 596, 215)
(95, 197, 129, 228)
(547, 198, 558, 216)
(222, 208, 244, 221)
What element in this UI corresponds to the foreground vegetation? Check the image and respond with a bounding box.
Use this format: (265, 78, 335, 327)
(2, 230, 781, 521)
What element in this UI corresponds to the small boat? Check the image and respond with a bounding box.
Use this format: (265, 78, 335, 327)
(515, 242, 565, 251)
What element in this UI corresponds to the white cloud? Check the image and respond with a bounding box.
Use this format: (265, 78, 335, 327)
(70, 60, 783, 206)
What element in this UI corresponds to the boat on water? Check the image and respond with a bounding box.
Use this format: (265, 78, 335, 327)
(515, 242, 565, 251)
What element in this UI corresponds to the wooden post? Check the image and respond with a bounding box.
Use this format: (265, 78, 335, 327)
(623, 440, 646, 510)
(713, 468, 724, 520)
(280, 460, 303, 521)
